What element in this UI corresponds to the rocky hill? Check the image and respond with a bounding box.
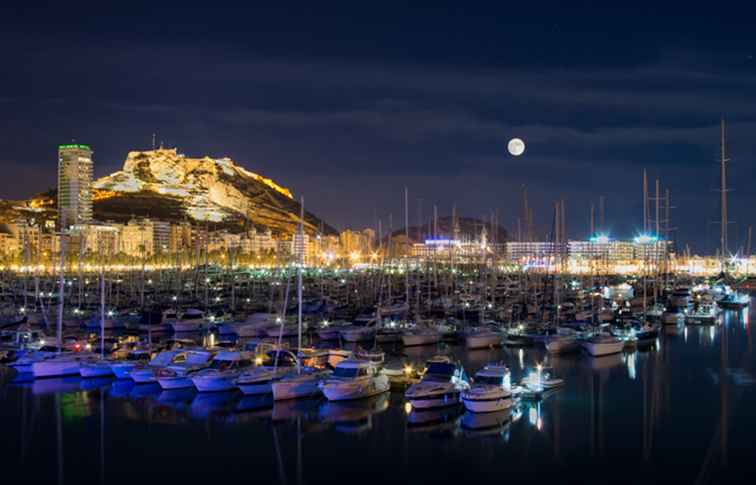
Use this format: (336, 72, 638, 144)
(0, 148, 336, 236)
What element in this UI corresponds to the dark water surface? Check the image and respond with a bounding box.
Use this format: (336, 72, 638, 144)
(2, 310, 755, 485)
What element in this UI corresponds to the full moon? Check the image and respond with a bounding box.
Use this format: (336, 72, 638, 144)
(508, 138, 526, 156)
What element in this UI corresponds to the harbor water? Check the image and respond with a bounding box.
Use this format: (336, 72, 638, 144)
(1, 309, 754, 484)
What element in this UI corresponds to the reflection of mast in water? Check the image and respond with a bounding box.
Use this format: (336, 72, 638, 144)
(640, 342, 664, 461)
(100, 388, 105, 484)
(56, 393, 64, 485)
(553, 393, 560, 460)
(589, 369, 605, 457)
(272, 424, 288, 485)
(720, 313, 728, 465)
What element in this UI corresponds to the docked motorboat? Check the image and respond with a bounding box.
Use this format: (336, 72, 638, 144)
(8, 346, 62, 373)
(156, 350, 215, 389)
(32, 352, 97, 378)
(319, 359, 389, 401)
(716, 291, 750, 310)
(518, 365, 564, 398)
(191, 351, 254, 392)
(685, 303, 718, 325)
(461, 364, 513, 413)
(404, 356, 469, 410)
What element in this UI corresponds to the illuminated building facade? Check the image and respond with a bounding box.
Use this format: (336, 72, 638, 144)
(57, 144, 93, 227)
(505, 236, 672, 264)
(169, 222, 193, 253)
(121, 218, 155, 257)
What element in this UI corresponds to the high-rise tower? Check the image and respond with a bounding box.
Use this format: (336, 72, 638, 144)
(57, 144, 93, 228)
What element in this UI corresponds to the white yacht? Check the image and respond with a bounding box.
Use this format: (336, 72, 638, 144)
(404, 356, 469, 410)
(32, 352, 97, 378)
(8, 346, 60, 373)
(685, 303, 718, 325)
(319, 359, 389, 401)
(156, 350, 215, 389)
(461, 364, 513, 413)
(191, 351, 254, 392)
(171, 309, 207, 333)
(580, 333, 625, 357)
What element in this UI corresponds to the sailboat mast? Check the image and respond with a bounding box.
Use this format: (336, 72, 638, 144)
(297, 196, 304, 367)
(720, 119, 728, 266)
(643, 169, 649, 233)
(57, 220, 66, 353)
(404, 187, 410, 309)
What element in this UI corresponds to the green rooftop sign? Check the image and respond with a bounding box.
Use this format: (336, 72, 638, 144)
(58, 144, 91, 151)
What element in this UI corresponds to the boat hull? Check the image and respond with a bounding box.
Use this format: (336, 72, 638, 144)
(401, 334, 441, 347)
(130, 369, 158, 384)
(320, 376, 389, 401)
(111, 363, 138, 379)
(272, 377, 323, 401)
(466, 334, 501, 349)
(193, 375, 237, 392)
(32, 358, 83, 378)
(581, 340, 625, 357)
(462, 395, 513, 413)
(157, 376, 193, 390)
(80, 363, 114, 378)
(407, 391, 461, 410)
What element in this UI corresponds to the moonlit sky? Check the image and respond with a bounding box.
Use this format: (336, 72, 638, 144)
(2, 3, 756, 253)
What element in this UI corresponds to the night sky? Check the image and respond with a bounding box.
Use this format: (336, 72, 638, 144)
(2, 3, 756, 253)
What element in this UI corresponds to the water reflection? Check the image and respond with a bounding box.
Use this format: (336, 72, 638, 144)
(3, 307, 756, 484)
(319, 393, 389, 433)
(407, 405, 461, 433)
(460, 409, 511, 439)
